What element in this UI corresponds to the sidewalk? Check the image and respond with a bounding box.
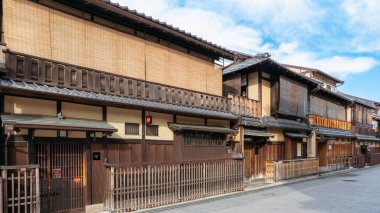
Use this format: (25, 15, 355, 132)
(138, 165, 379, 213)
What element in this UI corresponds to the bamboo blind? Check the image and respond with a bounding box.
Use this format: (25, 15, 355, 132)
(3, 0, 51, 58)
(3, 0, 222, 95)
(310, 96, 345, 120)
(279, 76, 307, 117)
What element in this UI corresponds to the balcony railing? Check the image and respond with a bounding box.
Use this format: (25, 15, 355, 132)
(2, 50, 230, 113)
(228, 95, 261, 117)
(352, 121, 375, 136)
(307, 114, 351, 131)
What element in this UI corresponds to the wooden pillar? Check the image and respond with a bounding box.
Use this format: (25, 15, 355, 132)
(307, 130, 317, 158)
(141, 110, 146, 162)
(85, 132, 92, 205)
(27, 129, 35, 164)
(284, 137, 293, 160)
(0, 94, 4, 166)
(174, 132, 184, 162)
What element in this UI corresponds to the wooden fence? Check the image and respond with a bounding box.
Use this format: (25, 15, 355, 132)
(353, 155, 366, 168)
(326, 156, 350, 173)
(265, 158, 319, 183)
(0, 165, 40, 213)
(367, 153, 380, 166)
(104, 159, 244, 212)
(228, 95, 261, 117)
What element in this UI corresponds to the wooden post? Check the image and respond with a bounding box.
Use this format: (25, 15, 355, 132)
(28, 129, 35, 165)
(142, 110, 146, 163)
(85, 132, 92, 205)
(2, 169, 7, 213)
(110, 167, 115, 211)
(35, 167, 40, 213)
(0, 174, 3, 213)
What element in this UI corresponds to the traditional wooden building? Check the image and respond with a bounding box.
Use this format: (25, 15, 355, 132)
(222, 54, 319, 181)
(339, 93, 380, 154)
(373, 102, 380, 138)
(0, 0, 244, 212)
(285, 65, 355, 171)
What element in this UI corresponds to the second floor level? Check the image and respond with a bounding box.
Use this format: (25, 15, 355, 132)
(222, 55, 379, 136)
(1, 0, 237, 96)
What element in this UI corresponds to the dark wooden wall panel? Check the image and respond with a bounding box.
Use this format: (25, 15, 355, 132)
(91, 143, 103, 204)
(7, 142, 28, 165)
(267, 143, 284, 161)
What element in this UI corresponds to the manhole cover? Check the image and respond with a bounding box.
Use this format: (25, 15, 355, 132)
(342, 179, 356, 182)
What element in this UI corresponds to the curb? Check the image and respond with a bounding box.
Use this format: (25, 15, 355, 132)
(137, 165, 380, 213)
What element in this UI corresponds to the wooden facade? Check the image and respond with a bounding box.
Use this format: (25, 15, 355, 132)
(0, 0, 243, 212)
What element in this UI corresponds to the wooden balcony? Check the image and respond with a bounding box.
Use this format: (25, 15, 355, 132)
(228, 95, 261, 117)
(2, 50, 230, 113)
(352, 121, 375, 136)
(307, 114, 351, 131)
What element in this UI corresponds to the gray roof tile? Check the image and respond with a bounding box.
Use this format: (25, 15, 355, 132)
(0, 80, 238, 120)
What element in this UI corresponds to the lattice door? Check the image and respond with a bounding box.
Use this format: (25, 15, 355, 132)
(35, 142, 85, 212)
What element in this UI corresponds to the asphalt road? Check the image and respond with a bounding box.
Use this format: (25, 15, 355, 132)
(164, 167, 380, 213)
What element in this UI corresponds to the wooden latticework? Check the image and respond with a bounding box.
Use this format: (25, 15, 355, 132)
(3, 0, 222, 96)
(367, 153, 380, 166)
(228, 94, 261, 117)
(307, 114, 351, 131)
(326, 156, 350, 172)
(352, 155, 366, 168)
(0, 165, 40, 213)
(265, 158, 319, 183)
(104, 159, 244, 212)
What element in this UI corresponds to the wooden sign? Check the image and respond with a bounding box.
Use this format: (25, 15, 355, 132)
(93, 152, 101, 160)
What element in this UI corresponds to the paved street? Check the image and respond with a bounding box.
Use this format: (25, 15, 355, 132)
(165, 167, 380, 213)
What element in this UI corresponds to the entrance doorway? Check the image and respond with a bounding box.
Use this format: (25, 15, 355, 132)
(35, 142, 85, 212)
(244, 142, 266, 181)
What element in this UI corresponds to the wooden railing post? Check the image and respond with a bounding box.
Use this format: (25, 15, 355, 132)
(0, 173, 3, 213)
(1, 169, 7, 213)
(110, 167, 115, 211)
(35, 167, 40, 213)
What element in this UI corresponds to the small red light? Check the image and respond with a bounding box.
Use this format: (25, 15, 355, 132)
(73, 177, 81, 184)
(146, 116, 152, 125)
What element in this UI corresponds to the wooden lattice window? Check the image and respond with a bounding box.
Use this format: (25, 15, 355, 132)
(125, 123, 139, 135)
(146, 125, 159, 136)
(183, 132, 225, 146)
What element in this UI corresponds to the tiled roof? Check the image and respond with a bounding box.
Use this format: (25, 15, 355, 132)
(1, 114, 117, 132)
(241, 116, 263, 127)
(356, 134, 380, 141)
(0, 80, 238, 120)
(281, 64, 344, 84)
(262, 116, 311, 131)
(222, 54, 320, 86)
(338, 92, 378, 109)
(223, 56, 269, 75)
(315, 127, 355, 138)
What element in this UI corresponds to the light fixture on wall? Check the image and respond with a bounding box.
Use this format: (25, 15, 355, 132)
(14, 127, 21, 133)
